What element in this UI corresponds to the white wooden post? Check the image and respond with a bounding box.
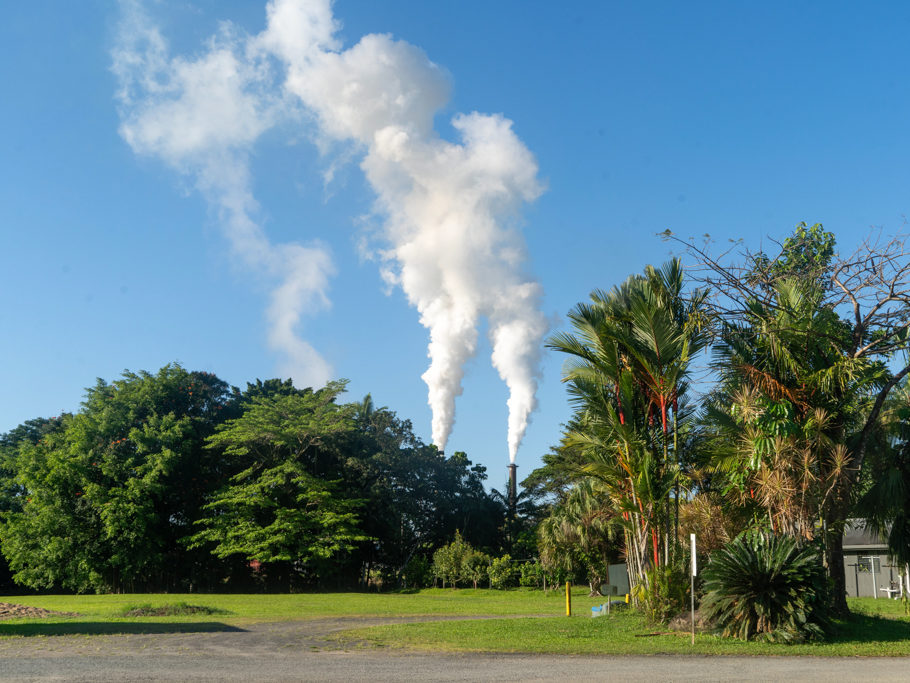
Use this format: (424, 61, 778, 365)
(690, 534, 697, 645)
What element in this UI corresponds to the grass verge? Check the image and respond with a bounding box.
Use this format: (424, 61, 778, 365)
(333, 596, 910, 656)
(0, 588, 576, 636)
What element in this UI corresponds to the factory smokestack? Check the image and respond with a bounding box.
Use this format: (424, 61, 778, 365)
(507, 463, 518, 552)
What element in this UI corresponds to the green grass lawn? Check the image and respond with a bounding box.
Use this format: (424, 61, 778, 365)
(0, 587, 574, 635)
(333, 594, 910, 656)
(3, 589, 910, 656)
(337, 605, 910, 656)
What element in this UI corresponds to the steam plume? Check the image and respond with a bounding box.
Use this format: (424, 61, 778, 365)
(113, 0, 546, 461)
(112, 0, 334, 388)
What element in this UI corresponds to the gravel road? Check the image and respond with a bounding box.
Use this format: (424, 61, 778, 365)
(2, 618, 910, 681)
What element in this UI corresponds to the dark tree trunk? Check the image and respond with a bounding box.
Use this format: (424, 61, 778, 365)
(825, 518, 849, 616)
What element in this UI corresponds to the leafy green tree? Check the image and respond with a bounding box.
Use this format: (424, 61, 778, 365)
(401, 554, 432, 588)
(519, 559, 544, 588)
(0, 417, 67, 516)
(487, 554, 517, 589)
(432, 531, 474, 588)
(857, 381, 910, 572)
(749, 222, 836, 294)
(235, 378, 302, 404)
(704, 278, 877, 541)
(0, 365, 232, 592)
(463, 548, 491, 589)
(678, 224, 910, 613)
(538, 480, 619, 595)
(0, 416, 69, 591)
(522, 426, 589, 502)
(343, 400, 506, 585)
(190, 381, 365, 587)
(490, 474, 547, 557)
(0, 415, 101, 591)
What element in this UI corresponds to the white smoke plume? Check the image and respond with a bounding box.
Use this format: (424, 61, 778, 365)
(112, 0, 335, 388)
(113, 0, 546, 462)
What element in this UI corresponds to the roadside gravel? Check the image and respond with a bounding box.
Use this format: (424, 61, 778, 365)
(2, 617, 910, 681)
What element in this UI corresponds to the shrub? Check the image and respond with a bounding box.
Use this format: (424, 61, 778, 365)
(543, 566, 572, 589)
(701, 530, 831, 642)
(488, 555, 517, 589)
(431, 531, 474, 588)
(119, 602, 229, 617)
(633, 564, 689, 624)
(402, 555, 431, 589)
(520, 560, 543, 588)
(463, 549, 491, 589)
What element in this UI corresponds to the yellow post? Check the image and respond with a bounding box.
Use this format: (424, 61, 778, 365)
(565, 581, 571, 616)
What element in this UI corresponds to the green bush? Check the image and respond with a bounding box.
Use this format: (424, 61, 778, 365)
(119, 602, 229, 617)
(488, 555, 518, 589)
(432, 531, 474, 588)
(402, 555, 431, 588)
(634, 564, 689, 624)
(431, 532, 491, 588)
(463, 549, 491, 588)
(701, 530, 831, 642)
(520, 560, 543, 588)
(543, 566, 572, 589)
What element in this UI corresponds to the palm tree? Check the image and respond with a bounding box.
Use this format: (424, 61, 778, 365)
(489, 482, 541, 554)
(538, 480, 619, 595)
(547, 258, 706, 594)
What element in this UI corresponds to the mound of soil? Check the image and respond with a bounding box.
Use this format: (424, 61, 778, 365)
(667, 608, 714, 633)
(0, 602, 79, 620)
(121, 603, 228, 617)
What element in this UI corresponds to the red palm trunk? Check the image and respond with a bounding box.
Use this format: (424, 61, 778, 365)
(652, 529, 659, 566)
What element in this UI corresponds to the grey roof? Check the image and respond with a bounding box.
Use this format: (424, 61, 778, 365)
(843, 520, 888, 550)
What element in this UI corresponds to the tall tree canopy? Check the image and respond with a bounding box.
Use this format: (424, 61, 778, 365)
(0, 365, 233, 592)
(190, 382, 365, 587)
(673, 224, 910, 613)
(0, 366, 513, 593)
(344, 397, 505, 582)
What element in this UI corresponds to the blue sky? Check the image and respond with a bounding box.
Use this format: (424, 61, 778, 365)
(3, 1, 910, 487)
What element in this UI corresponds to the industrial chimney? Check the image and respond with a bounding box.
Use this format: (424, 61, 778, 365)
(507, 463, 518, 552)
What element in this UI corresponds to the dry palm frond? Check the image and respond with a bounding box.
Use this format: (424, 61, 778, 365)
(678, 494, 733, 553)
(735, 363, 808, 410)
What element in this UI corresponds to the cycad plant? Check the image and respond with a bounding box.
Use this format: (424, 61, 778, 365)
(701, 530, 831, 642)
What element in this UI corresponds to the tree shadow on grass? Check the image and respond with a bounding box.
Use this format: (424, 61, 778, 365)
(831, 613, 910, 644)
(0, 621, 246, 637)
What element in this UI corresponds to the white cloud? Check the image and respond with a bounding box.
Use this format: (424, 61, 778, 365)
(113, 0, 334, 389)
(115, 0, 546, 460)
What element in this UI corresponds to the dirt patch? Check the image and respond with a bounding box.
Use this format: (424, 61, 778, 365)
(667, 608, 714, 633)
(0, 602, 79, 620)
(119, 602, 229, 617)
